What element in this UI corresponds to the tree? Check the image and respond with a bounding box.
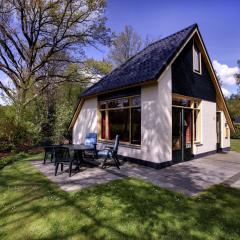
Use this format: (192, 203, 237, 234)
(235, 60, 240, 92)
(108, 25, 143, 66)
(85, 58, 112, 76)
(0, 0, 111, 107)
(226, 94, 240, 120)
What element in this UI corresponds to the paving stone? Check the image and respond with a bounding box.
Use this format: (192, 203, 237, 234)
(32, 151, 240, 195)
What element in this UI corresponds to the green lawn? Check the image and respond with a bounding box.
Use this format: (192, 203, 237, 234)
(231, 139, 240, 152)
(0, 154, 240, 240)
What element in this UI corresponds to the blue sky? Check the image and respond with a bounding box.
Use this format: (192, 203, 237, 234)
(0, 0, 239, 101)
(87, 0, 240, 95)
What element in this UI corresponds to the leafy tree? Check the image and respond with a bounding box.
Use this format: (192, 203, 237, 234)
(108, 25, 143, 66)
(0, 0, 111, 107)
(226, 94, 240, 121)
(85, 58, 112, 76)
(235, 60, 240, 92)
(108, 25, 160, 67)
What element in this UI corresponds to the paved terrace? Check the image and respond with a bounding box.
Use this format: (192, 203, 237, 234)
(32, 151, 240, 196)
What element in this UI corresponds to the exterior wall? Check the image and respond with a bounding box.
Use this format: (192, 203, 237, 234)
(118, 67, 172, 163)
(172, 38, 216, 102)
(72, 97, 97, 144)
(72, 67, 172, 164)
(221, 111, 231, 149)
(193, 100, 217, 155)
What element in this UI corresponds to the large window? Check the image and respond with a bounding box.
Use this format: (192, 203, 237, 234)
(193, 44, 201, 74)
(172, 95, 202, 143)
(99, 96, 141, 145)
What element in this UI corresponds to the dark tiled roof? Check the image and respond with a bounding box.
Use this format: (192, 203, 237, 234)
(81, 24, 198, 97)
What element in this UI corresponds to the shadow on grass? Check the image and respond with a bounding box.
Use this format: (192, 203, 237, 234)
(0, 155, 240, 239)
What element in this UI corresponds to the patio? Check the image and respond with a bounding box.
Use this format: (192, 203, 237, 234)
(32, 151, 240, 195)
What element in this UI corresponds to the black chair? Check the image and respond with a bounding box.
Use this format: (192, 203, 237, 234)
(98, 135, 120, 169)
(83, 133, 98, 160)
(43, 146, 55, 164)
(54, 147, 78, 177)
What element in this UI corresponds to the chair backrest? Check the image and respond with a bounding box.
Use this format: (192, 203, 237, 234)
(44, 146, 54, 154)
(84, 133, 97, 146)
(54, 147, 70, 163)
(113, 135, 120, 153)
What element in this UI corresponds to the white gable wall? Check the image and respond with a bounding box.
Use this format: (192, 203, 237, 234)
(72, 98, 98, 144)
(118, 66, 172, 163)
(72, 67, 172, 164)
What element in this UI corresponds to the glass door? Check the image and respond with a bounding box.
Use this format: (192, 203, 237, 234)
(172, 107, 193, 163)
(172, 108, 183, 162)
(183, 109, 193, 161)
(216, 112, 221, 151)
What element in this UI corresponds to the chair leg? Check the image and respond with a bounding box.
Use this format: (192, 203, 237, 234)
(55, 163, 59, 176)
(61, 163, 63, 172)
(101, 157, 108, 169)
(113, 156, 120, 169)
(43, 152, 47, 164)
(115, 155, 120, 166)
(69, 161, 73, 177)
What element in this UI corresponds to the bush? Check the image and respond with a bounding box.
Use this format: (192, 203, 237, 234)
(0, 152, 29, 169)
(231, 125, 240, 139)
(0, 105, 42, 152)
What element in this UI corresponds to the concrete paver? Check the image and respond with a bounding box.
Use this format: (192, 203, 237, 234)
(32, 151, 240, 195)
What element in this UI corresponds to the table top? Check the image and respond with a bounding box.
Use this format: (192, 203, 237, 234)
(45, 144, 94, 151)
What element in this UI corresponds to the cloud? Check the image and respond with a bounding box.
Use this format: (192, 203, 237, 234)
(213, 60, 239, 86)
(221, 87, 231, 97)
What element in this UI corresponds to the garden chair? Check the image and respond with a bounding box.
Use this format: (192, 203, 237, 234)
(83, 133, 98, 160)
(54, 147, 78, 177)
(98, 135, 120, 169)
(43, 146, 55, 164)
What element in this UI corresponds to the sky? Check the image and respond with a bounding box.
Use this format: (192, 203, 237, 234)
(87, 0, 240, 96)
(0, 0, 239, 103)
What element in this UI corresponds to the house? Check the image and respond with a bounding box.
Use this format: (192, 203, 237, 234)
(69, 24, 235, 168)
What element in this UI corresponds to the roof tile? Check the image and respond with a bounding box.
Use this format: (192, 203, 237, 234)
(81, 24, 197, 97)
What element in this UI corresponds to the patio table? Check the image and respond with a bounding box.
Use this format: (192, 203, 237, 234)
(44, 144, 95, 169)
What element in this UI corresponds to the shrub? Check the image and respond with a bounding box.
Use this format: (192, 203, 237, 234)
(0, 152, 29, 169)
(231, 125, 240, 139)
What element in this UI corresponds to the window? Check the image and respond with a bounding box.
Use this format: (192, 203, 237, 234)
(172, 96, 201, 143)
(109, 109, 129, 141)
(99, 96, 141, 145)
(225, 123, 229, 139)
(193, 44, 201, 74)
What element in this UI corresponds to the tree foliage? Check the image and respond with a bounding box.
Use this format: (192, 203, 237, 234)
(227, 94, 240, 121)
(85, 58, 112, 76)
(108, 25, 143, 66)
(0, 0, 111, 106)
(235, 60, 240, 92)
(108, 25, 160, 67)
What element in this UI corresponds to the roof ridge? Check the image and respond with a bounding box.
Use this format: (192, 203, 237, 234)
(81, 23, 198, 97)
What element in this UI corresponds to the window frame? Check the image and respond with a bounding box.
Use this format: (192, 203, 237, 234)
(225, 123, 229, 139)
(172, 94, 202, 144)
(193, 43, 202, 75)
(98, 95, 141, 146)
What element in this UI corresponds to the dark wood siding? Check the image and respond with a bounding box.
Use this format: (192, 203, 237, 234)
(172, 39, 216, 102)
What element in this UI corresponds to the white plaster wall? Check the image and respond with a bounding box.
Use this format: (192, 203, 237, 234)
(72, 67, 172, 163)
(221, 111, 231, 149)
(117, 67, 172, 163)
(194, 100, 217, 155)
(72, 97, 97, 144)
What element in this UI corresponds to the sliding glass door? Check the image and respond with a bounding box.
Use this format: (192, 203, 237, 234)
(172, 107, 193, 163)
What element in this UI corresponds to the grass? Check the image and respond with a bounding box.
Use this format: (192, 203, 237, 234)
(231, 139, 240, 152)
(0, 154, 240, 239)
